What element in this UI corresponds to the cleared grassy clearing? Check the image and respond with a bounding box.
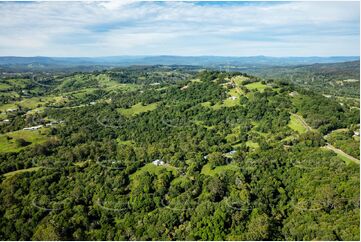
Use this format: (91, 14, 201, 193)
(245, 82, 268, 92)
(202, 98, 239, 110)
(170, 176, 188, 186)
(336, 154, 356, 164)
(288, 114, 308, 133)
(0, 103, 17, 112)
(0, 96, 67, 113)
(228, 88, 244, 96)
(190, 78, 202, 83)
(118, 102, 159, 117)
(6, 78, 29, 88)
(0, 83, 11, 90)
(230, 75, 249, 85)
(201, 163, 239, 176)
(200, 101, 212, 108)
(323, 144, 359, 165)
(3, 167, 41, 179)
(246, 140, 260, 149)
(130, 163, 178, 179)
(193, 120, 215, 130)
(0, 129, 49, 153)
(117, 139, 135, 145)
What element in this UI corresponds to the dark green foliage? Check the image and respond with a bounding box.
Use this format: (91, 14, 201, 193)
(0, 68, 359, 240)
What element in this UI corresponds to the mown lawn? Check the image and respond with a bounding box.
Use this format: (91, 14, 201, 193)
(0, 83, 11, 91)
(0, 129, 49, 153)
(118, 102, 159, 117)
(288, 114, 308, 133)
(3, 167, 41, 178)
(245, 82, 268, 92)
(130, 163, 178, 179)
(201, 163, 239, 176)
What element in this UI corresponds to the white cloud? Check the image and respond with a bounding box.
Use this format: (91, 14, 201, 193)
(0, 1, 358, 56)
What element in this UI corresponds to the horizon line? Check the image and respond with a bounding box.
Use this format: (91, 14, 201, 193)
(1, 55, 360, 58)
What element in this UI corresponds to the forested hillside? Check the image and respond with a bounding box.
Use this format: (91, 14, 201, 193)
(0, 67, 359, 240)
(243, 61, 360, 97)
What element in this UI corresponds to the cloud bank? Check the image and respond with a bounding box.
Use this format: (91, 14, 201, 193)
(0, 0, 359, 56)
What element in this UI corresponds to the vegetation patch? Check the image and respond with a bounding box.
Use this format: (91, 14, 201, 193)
(201, 163, 239, 176)
(245, 81, 268, 92)
(118, 102, 159, 117)
(288, 114, 308, 133)
(0, 129, 49, 153)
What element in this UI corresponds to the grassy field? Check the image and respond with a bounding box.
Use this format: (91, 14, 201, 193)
(118, 102, 159, 117)
(193, 120, 215, 130)
(323, 144, 360, 165)
(130, 163, 178, 180)
(230, 75, 249, 85)
(246, 140, 260, 149)
(336, 153, 356, 164)
(0, 96, 67, 113)
(201, 98, 239, 110)
(4, 78, 30, 88)
(288, 114, 308, 133)
(0, 129, 49, 153)
(3, 167, 41, 179)
(0, 83, 11, 91)
(245, 82, 268, 92)
(201, 163, 239, 176)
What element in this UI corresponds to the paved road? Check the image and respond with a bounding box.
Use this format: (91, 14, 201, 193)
(292, 113, 359, 165)
(324, 144, 360, 164)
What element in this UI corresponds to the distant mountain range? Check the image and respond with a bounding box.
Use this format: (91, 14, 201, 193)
(0, 55, 359, 71)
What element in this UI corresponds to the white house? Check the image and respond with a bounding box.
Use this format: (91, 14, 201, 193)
(23, 125, 43, 130)
(152, 159, 165, 166)
(226, 150, 237, 156)
(229, 96, 237, 100)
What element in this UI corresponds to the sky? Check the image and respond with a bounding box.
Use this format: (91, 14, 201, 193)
(0, 0, 359, 57)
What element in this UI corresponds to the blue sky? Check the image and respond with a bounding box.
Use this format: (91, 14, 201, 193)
(0, 0, 359, 57)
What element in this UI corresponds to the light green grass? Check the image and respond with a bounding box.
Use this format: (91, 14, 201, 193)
(225, 125, 243, 143)
(0, 83, 11, 90)
(231, 75, 249, 85)
(170, 176, 189, 186)
(201, 163, 239, 176)
(228, 87, 244, 96)
(117, 139, 135, 145)
(130, 163, 178, 178)
(0, 129, 49, 153)
(245, 82, 268, 92)
(0, 103, 17, 112)
(0, 96, 67, 112)
(6, 79, 29, 88)
(336, 153, 355, 164)
(223, 98, 238, 107)
(3, 167, 41, 178)
(118, 102, 159, 117)
(203, 99, 238, 110)
(246, 140, 260, 149)
(201, 102, 212, 108)
(193, 120, 215, 130)
(288, 114, 308, 133)
(0, 113, 7, 119)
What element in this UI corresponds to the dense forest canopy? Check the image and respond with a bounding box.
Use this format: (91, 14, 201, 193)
(0, 65, 359, 240)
